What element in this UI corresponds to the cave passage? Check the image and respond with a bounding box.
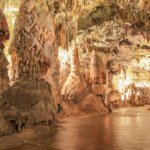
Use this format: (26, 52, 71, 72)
(0, 0, 150, 149)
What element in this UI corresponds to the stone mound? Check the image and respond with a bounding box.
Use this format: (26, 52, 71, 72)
(0, 79, 56, 136)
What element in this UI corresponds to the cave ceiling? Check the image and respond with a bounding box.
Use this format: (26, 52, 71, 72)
(0, 0, 150, 70)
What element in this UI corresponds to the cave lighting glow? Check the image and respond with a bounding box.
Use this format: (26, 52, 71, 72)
(4, 5, 19, 29)
(2, 2, 150, 93)
(58, 48, 70, 67)
(115, 58, 149, 101)
(139, 57, 150, 71)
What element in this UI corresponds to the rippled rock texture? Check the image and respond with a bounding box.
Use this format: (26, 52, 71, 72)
(61, 48, 108, 116)
(0, 0, 56, 135)
(0, 80, 56, 135)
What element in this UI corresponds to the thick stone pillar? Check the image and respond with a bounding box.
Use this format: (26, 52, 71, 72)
(0, 0, 56, 135)
(0, 9, 10, 95)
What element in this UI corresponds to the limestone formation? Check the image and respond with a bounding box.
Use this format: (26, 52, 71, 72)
(106, 60, 126, 110)
(0, 0, 149, 136)
(0, 50, 9, 94)
(79, 94, 108, 113)
(61, 47, 108, 115)
(90, 50, 106, 96)
(0, 9, 10, 95)
(107, 60, 120, 74)
(0, 0, 56, 135)
(62, 47, 85, 102)
(48, 46, 62, 109)
(10, 0, 54, 80)
(139, 0, 150, 10)
(0, 80, 55, 135)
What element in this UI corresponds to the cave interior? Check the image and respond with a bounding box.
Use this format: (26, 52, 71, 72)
(0, 0, 149, 136)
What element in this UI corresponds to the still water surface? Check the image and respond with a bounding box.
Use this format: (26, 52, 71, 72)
(0, 106, 150, 150)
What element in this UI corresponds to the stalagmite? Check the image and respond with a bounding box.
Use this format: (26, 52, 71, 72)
(0, 0, 56, 135)
(47, 45, 62, 112)
(0, 9, 10, 95)
(107, 61, 126, 109)
(90, 50, 106, 97)
(0, 50, 9, 94)
(61, 47, 108, 115)
(62, 47, 85, 102)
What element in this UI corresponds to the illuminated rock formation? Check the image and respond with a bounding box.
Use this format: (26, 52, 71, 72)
(61, 47, 108, 115)
(90, 50, 106, 97)
(0, 0, 56, 135)
(62, 47, 85, 102)
(0, 9, 10, 95)
(0, 0, 149, 135)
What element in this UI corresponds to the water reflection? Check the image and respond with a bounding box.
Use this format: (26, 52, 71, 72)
(53, 107, 150, 150)
(0, 107, 150, 150)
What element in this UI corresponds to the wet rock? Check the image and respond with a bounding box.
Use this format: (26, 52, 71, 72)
(0, 80, 56, 135)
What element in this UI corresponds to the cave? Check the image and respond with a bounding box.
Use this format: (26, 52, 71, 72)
(0, 0, 150, 149)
